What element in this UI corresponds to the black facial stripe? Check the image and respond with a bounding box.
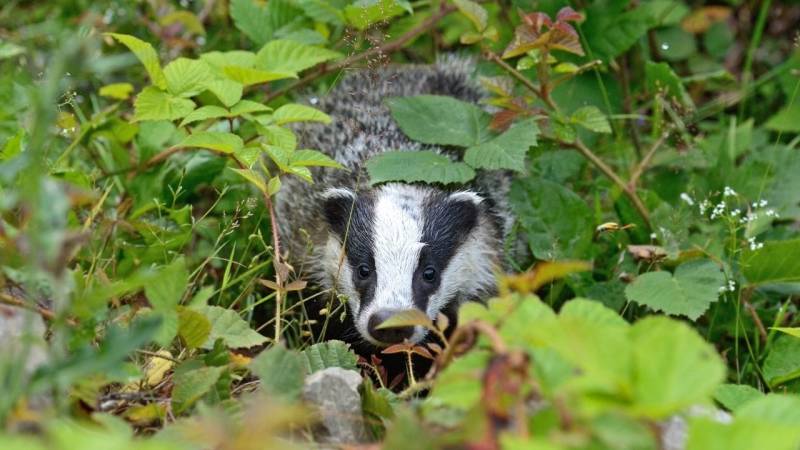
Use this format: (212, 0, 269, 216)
(323, 192, 377, 310)
(413, 194, 480, 310)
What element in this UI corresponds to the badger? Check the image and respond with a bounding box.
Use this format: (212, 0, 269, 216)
(275, 57, 514, 349)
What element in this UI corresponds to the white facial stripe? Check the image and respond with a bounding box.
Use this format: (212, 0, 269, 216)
(321, 235, 360, 314)
(356, 185, 427, 341)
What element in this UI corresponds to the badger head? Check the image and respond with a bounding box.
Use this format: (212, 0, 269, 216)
(319, 183, 500, 347)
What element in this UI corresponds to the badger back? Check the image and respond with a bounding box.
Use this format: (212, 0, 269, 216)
(275, 57, 514, 280)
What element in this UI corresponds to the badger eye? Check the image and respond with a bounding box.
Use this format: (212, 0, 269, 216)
(357, 264, 371, 279)
(422, 266, 437, 282)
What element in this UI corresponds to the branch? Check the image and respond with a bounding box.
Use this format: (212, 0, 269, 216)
(265, 2, 457, 102)
(567, 138, 652, 228)
(0, 292, 77, 326)
(628, 131, 670, 191)
(484, 51, 547, 105)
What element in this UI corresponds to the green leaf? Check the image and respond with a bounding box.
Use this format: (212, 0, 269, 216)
(261, 125, 297, 150)
(301, 340, 359, 374)
(387, 95, 490, 147)
(763, 336, 800, 387)
(297, 0, 345, 25)
(508, 177, 593, 259)
(230, 168, 267, 193)
(106, 33, 167, 89)
(229, 0, 271, 46)
(255, 39, 342, 74)
(163, 58, 214, 97)
(249, 345, 305, 401)
(583, 3, 675, 61)
(688, 396, 800, 450)
(714, 384, 764, 412)
(375, 309, 434, 330)
(179, 105, 230, 127)
(133, 87, 196, 122)
(272, 103, 331, 125)
(630, 316, 726, 418)
(366, 151, 476, 185)
(204, 78, 243, 107)
(222, 66, 297, 86)
(263, 145, 292, 171)
(766, 103, 800, 132)
(144, 258, 188, 311)
(453, 0, 487, 31)
(290, 149, 343, 168)
(571, 106, 612, 133)
(229, 99, 271, 116)
(624, 259, 725, 320)
(645, 61, 693, 107)
(99, 83, 134, 100)
(267, 176, 282, 195)
(176, 131, 243, 154)
(234, 146, 262, 168)
(193, 305, 268, 349)
(345, 0, 408, 30)
(773, 327, 800, 339)
(177, 307, 212, 350)
(464, 119, 538, 171)
(742, 239, 800, 286)
(171, 365, 225, 414)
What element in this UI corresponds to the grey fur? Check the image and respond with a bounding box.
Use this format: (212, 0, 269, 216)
(275, 56, 514, 303)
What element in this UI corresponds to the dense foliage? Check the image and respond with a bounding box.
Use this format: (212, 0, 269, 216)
(1, 0, 799, 449)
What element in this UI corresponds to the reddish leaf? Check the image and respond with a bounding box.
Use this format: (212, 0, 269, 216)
(491, 109, 521, 132)
(556, 6, 583, 23)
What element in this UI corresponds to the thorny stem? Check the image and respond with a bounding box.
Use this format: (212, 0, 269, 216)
(265, 2, 457, 102)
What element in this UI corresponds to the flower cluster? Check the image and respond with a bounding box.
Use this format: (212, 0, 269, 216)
(718, 279, 736, 294)
(747, 237, 764, 251)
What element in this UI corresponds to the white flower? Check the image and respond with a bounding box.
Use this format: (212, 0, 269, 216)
(747, 237, 764, 251)
(699, 200, 711, 215)
(710, 202, 726, 220)
(731, 209, 741, 217)
(723, 186, 738, 197)
(765, 209, 779, 218)
(650, 233, 657, 240)
(680, 192, 695, 206)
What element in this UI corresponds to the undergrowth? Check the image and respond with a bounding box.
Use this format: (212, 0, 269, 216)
(1, 0, 800, 449)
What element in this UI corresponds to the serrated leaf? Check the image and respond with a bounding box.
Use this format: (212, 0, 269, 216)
(763, 336, 800, 387)
(230, 168, 267, 194)
(179, 105, 229, 127)
(133, 86, 196, 122)
(301, 340, 359, 374)
(267, 176, 282, 195)
(163, 58, 214, 97)
(229, 99, 271, 116)
(193, 305, 268, 349)
(714, 384, 763, 412)
(742, 239, 800, 286)
(261, 124, 297, 150)
(201, 50, 256, 70)
(106, 33, 167, 89)
(509, 177, 593, 259)
(204, 78, 243, 107)
(464, 119, 538, 171)
(234, 146, 262, 168)
(176, 131, 243, 154)
(297, 0, 345, 25)
(255, 39, 342, 74)
(263, 144, 292, 170)
(145, 259, 188, 311)
(287, 165, 313, 182)
(624, 259, 725, 320)
(571, 106, 612, 133)
(171, 365, 225, 414)
(99, 83, 134, 100)
(290, 149, 343, 168)
(630, 316, 726, 418)
(222, 66, 297, 86)
(272, 103, 331, 125)
(177, 307, 212, 350)
(229, 0, 272, 46)
(387, 95, 490, 147)
(366, 151, 476, 185)
(454, 0, 487, 31)
(345, 0, 407, 30)
(249, 345, 305, 401)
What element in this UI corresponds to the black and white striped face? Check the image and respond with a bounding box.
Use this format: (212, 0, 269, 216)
(321, 184, 499, 346)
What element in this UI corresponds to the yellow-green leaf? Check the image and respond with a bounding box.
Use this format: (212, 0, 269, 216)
(99, 82, 134, 100)
(272, 103, 331, 125)
(176, 131, 243, 154)
(106, 33, 167, 89)
(133, 86, 196, 122)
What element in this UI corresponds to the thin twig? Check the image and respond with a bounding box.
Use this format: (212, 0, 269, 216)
(484, 51, 546, 104)
(0, 292, 77, 326)
(628, 131, 670, 190)
(567, 138, 652, 228)
(265, 2, 457, 102)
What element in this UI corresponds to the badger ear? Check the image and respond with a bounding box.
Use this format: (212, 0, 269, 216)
(448, 191, 484, 206)
(322, 188, 357, 237)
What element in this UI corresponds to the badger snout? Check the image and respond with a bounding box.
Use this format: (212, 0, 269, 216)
(366, 309, 415, 344)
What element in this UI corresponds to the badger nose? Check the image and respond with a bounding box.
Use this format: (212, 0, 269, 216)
(367, 309, 415, 344)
